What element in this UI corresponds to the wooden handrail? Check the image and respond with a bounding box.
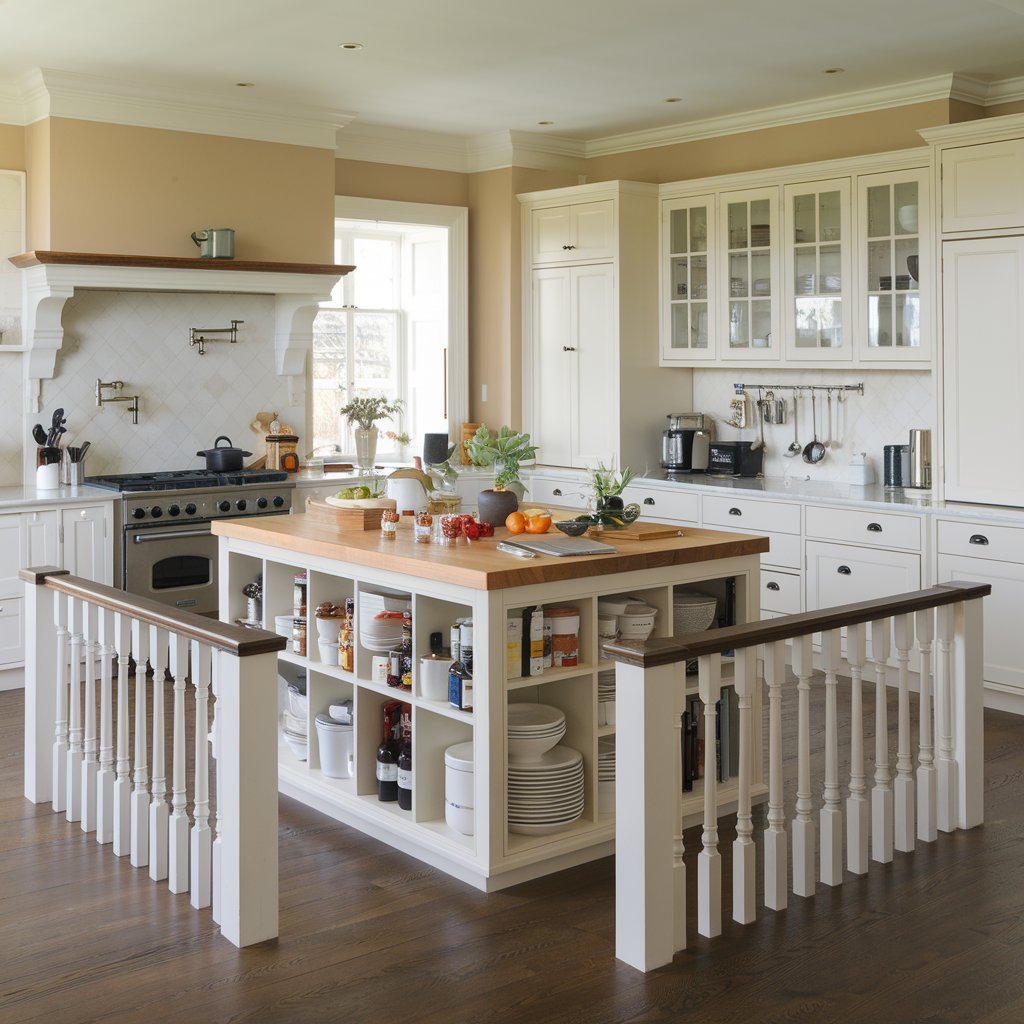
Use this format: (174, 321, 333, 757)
(603, 580, 992, 668)
(20, 567, 287, 658)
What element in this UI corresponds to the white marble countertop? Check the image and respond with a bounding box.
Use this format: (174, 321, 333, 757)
(0, 484, 116, 510)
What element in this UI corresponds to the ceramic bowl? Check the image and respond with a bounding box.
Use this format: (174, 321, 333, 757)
(507, 726, 566, 762)
(554, 519, 589, 537)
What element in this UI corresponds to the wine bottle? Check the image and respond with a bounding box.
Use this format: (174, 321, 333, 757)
(376, 708, 399, 802)
(397, 736, 412, 811)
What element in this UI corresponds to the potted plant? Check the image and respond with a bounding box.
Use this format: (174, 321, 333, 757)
(465, 424, 538, 523)
(338, 394, 404, 469)
(590, 462, 634, 514)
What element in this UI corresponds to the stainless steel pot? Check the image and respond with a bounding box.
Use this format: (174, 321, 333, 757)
(196, 435, 252, 471)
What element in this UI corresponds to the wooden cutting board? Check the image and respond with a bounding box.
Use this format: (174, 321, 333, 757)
(304, 496, 386, 531)
(599, 520, 685, 542)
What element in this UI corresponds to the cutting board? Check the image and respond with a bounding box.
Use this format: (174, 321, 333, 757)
(304, 496, 386, 531)
(598, 520, 684, 542)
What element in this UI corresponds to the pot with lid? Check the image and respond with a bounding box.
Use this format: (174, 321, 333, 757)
(196, 435, 253, 471)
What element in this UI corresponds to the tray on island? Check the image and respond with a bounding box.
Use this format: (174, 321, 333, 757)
(304, 496, 394, 531)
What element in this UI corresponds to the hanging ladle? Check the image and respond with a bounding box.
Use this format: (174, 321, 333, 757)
(751, 387, 765, 451)
(802, 392, 827, 464)
(785, 392, 802, 457)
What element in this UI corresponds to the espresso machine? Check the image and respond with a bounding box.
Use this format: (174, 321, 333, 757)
(661, 413, 711, 472)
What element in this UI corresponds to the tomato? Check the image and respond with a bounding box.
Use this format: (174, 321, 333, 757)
(478, 522, 494, 537)
(505, 511, 526, 534)
(463, 521, 481, 540)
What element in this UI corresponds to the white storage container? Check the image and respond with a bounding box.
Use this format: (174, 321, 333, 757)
(315, 714, 354, 779)
(444, 741, 475, 835)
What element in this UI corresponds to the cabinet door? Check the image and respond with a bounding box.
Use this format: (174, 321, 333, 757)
(0, 598, 24, 668)
(0, 514, 22, 596)
(532, 205, 574, 263)
(942, 237, 1024, 506)
(806, 541, 920, 612)
(22, 509, 60, 570)
(531, 201, 614, 264)
(941, 139, 1024, 234)
(719, 186, 780, 361)
(531, 268, 574, 467)
(661, 195, 716, 363)
(857, 168, 931, 364)
(783, 178, 853, 361)
(61, 505, 111, 584)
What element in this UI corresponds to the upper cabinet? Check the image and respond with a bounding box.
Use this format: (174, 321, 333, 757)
(940, 138, 1024, 234)
(661, 195, 715, 363)
(530, 200, 616, 265)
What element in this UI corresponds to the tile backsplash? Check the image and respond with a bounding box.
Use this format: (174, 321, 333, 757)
(692, 367, 934, 483)
(20, 290, 305, 482)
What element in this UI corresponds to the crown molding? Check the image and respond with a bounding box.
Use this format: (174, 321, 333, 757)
(467, 130, 585, 173)
(984, 75, 1024, 106)
(13, 68, 354, 149)
(0, 78, 24, 126)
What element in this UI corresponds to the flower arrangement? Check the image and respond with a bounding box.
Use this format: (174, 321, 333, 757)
(338, 394, 405, 431)
(465, 424, 538, 490)
(385, 429, 412, 447)
(590, 462, 634, 510)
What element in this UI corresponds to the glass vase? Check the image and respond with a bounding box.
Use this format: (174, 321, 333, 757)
(353, 427, 378, 470)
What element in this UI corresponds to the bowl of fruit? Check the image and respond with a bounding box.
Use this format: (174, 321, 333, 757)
(325, 483, 397, 510)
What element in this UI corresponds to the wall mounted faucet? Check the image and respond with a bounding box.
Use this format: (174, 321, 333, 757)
(95, 379, 140, 424)
(189, 318, 244, 355)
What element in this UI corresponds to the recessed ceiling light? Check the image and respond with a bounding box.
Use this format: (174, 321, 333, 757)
(823, 67, 845, 75)
(537, 120, 554, 126)
(339, 42, 364, 50)
(664, 97, 683, 103)
(236, 82, 255, 88)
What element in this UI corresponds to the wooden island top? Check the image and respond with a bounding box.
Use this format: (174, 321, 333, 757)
(212, 512, 769, 591)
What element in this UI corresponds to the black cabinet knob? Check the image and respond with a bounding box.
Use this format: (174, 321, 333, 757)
(969, 534, 989, 545)
(837, 565, 852, 575)
(643, 497, 655, 505)
(729, 507, 742, 516)
(766, 581, 780, 591)
(867, 522, 882, 532)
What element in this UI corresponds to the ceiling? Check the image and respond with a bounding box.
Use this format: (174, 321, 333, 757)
(2, 0, 1024, 143)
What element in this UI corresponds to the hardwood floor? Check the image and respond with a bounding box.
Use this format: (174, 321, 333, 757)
(2, 681, 1023, 1024)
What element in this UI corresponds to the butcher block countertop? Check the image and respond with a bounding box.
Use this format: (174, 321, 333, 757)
(212, 512, 769, 591)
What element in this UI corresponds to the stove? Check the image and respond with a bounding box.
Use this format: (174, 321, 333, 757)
(88, 468, 295, 614)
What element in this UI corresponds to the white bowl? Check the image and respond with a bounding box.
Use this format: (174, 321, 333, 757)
(617, 609, 657, 639)
(286, 685, 307, 718)
(282, 731, 307, 761)
(508, 726, 565, 762)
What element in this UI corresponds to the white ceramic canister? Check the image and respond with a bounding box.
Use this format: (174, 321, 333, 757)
(318, 641, 339, 665)
(444, 740, 475, 809)
(419, 654, 450, 701)
(315, 714, 354, 779)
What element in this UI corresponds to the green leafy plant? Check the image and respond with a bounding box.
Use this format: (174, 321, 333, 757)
(338, 394, 405, 431)
(465, 425, 538, 489)
(591, 462, 634, 503)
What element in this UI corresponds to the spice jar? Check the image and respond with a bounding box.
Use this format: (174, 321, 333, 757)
(292, 617, 307, 657)
(381, 508, 400, 540)
(547, 606, 580, 668)
(439, 513, 463, 546)
(293, 571, 307, 616)
(414, 512, 433, 543)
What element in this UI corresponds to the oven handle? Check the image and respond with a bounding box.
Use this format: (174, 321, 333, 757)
(132, 528, 212, 543)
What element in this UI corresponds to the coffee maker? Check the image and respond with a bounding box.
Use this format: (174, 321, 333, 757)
(661, 413, 711, 472)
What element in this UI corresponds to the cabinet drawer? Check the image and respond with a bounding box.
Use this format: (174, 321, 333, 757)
(706, 523, 801, 570)
(806, 541, 920, 611)
(937, 519, 1024, 563)
(702, 495, 801, 535)
(805, 505, 921, 550)
(531, 477, 586, 509)
(622, 484, 699, 524)
(761, 570, 801, 615)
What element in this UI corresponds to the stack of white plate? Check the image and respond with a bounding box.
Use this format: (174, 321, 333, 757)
(280, 711, 307, 760)
(598, 669, 616, 727)
(360, 592, 410, 651)
(598, 737, 616, 815)
(508, 745, 584, 835)
(507, 702, 566, 761)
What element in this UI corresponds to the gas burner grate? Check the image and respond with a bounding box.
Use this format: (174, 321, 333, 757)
(86, 469, 289, 492)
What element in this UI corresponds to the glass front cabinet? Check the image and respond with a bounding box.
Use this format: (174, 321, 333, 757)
(661, 195, 716, 362)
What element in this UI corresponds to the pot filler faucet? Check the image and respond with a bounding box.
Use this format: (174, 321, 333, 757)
(95, 378, 140, 424)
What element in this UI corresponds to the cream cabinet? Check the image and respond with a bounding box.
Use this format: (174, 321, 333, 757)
(61, 505, 111, 583)
(940, 138, 1024, 234)
(661, 195, 716, 363)
(530, 200, 615, 265)
(806, 540, 920, 612)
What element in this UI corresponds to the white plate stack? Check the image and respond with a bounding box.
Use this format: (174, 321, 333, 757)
(360, 592, 410, 652)
(281, 709, 307, 760)
(508, 744, 585, 835)
(598, 737, 616, 815)
(598, 669, 616, 727)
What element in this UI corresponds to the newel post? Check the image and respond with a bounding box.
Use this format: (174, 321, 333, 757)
(952, 593, 985, 829)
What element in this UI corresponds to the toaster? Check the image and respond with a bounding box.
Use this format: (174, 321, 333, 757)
(707, 441, 764, 478)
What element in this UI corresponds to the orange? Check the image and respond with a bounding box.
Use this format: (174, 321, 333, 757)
(505, 511, 526, 534)
(524, 510, 552, 534)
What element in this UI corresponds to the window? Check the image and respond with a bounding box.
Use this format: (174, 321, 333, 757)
(310, 199, 467, 460)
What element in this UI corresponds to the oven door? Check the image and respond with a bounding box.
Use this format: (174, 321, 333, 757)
(123, 522, 218, 614)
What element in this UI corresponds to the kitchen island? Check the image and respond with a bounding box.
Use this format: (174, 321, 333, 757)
(213, 513, 768, 890)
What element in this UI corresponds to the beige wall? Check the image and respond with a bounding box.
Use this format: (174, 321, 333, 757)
(42, 118, 334, 260)
(335, 158, 469, 207)
(0, 123, 25, 171)
(25, 120, 50, 250)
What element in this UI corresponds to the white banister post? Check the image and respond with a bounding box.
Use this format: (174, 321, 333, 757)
(846, 622, 869, 875)
(870, 619, 893, 864)
(190, 641, 213, 910)
(80, 601, 99, 834)
(96, 607, 116, 844)
(130, 619, 150, 868)
(697, 653, 722, 938)
(893, 613, 915, 853)
(820, 628, 843, 887)
(915, 608, 937, 843)
(791, 634, 816, 898)
(615, 658, 678, 972)
(764, 640, 787, 912)
(732, 646, 756, 925)
(952, 597, 985, 830)
(149, 625, 170, 882)
(935, 604, 958, 833)
(66, 596, 83, 823)
(672, 666, 687, 953)
(214, 647, 280, 947)
(168, 633, 191, 894)
(112, 613, 132, 857)
(23, 574, 60, 804)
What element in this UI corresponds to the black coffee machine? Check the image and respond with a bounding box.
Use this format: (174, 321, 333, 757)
(661, 413, 711, 472)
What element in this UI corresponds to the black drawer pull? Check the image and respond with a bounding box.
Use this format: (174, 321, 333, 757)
(766, 581, 781, 592)
(562, 244, 576, 250)
(552, 488, 562, 497)
(728, 507, 742, 516)
(643, 497, 655, 505)
(867, 522, 882, 532)
(837, 565, 852, 575)
(969, 534, 989, 546)
(562, 345, 577, 352)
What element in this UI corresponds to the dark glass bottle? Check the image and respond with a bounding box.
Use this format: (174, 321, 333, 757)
(397, 737, 412, 811)
(376, 713, 399, 802)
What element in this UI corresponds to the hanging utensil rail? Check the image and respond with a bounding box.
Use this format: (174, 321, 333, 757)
(732, 382, 864, 396)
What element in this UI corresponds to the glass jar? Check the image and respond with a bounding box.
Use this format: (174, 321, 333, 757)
(381, 508, 400, 540)
(414, 512, 433, 543)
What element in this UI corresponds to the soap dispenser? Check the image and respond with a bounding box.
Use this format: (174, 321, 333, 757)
(848, 452, 875, 486)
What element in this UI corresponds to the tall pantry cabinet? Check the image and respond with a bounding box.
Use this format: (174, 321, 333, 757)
(520, 181, 691, 473)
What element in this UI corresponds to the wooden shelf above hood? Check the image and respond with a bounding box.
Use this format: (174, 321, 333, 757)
(9, 250, 355, 276)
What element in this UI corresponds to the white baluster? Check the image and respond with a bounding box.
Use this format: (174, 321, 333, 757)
(791, 634, 815, 898)
(96, 608, 116, 844)
(66, 597, 83, 823)
(893, 614, 915, 853)
(764, 640, 787, 911)
(915, 608, 937, 843)
(149, 625, 170, 882)
(80, 602, 99, 833)
(190, 641, 213, 910)
(212, 662, 222, 924)
(935, 604, 958, 833)
(697, 653, 722, 939)
(51, 591, 69, 814)
(130, 620, 150, 868)
(168, 633, 190, 894)
(672, 664, 687, 952)
(819, 628, 843, 887)
(870, 619, 893, 864)
(846, 622, 869, 875)
(112, 613, 132, 857)
(732, 646, 756, 925)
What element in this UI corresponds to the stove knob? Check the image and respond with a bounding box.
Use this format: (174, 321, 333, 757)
(167, 504, 180, 517)
(150, 506, 163, 519)
(184, 503, 197, 516)
(132, 507, 146, 520)
(218, 500, 231, 513)
(256, 496, 268, 509)
(272, 495, 285, 508)
(236, 499, 247, 512)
